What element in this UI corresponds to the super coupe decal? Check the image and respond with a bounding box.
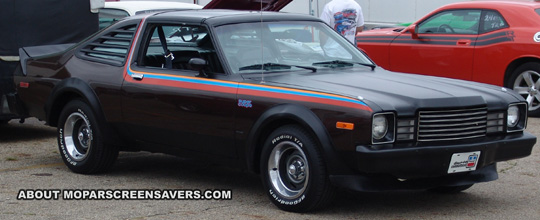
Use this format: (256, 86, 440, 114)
(356, 31, 514, 46)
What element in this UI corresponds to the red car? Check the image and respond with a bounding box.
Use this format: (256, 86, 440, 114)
(356, 1, 540, 115)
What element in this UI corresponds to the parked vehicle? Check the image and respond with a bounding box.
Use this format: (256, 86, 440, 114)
(15, 10, 536, 212)
(356, 1, 540, 115)
(99, 1, 203, 29)
(0, 0, 98, 124)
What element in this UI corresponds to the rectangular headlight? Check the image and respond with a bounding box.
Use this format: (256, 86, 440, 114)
(507, 102, 527, 132)
(372, 112, 395, 144)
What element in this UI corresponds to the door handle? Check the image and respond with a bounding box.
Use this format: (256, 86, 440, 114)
(456, 39, 471, 46)
(131, 73, 144, 80)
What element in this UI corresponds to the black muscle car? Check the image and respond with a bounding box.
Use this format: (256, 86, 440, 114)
(14, 10, 536, 212)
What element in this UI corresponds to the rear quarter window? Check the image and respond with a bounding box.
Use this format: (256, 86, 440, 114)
(480, 10, 508, 33)
(78, 24, 137, 66)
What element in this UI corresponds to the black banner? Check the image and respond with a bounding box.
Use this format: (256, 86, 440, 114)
(0, 0, 98, 56)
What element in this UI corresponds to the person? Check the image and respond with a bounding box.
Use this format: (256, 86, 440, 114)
(320, 0, 364, 44)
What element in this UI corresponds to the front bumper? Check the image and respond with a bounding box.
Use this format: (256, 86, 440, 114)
(330, 132, 536, 192)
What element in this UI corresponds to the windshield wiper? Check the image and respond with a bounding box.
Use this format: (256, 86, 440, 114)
(312, 60, 376, 71)
(239, 63, 317, 72)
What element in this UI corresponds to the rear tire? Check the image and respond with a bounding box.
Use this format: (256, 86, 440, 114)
(260, 125, 335, 212)
(57, 99, 118, 174)
(506, 62, 540, 116)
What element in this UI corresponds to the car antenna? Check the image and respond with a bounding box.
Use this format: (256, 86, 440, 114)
(259, 0, 265, 84)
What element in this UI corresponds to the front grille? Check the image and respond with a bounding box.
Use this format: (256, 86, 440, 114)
(418, 107, 487, 142)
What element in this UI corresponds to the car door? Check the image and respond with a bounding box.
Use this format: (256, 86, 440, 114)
(470, 10, 512, 86)
(389, 9, 481, 80)
(121, 22, 238, 157)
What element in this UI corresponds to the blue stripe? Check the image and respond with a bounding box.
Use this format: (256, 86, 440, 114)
(238, 84, 368, 106)
(128, 69, 368, 107)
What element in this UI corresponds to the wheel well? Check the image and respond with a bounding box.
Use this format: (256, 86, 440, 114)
(251, 118, 320, 174)
(48, 92, 84, 127)
(504, 57, 540, 87)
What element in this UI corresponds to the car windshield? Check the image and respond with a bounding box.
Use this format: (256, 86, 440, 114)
(214, 21, 373, 74)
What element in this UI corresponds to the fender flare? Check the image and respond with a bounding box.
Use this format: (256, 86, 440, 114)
(45, 78, 103, 126)
(45, 78, 121, 145)
(245, 104, 354, 175)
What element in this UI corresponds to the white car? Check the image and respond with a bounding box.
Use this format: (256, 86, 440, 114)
(99, 1, 203, 28)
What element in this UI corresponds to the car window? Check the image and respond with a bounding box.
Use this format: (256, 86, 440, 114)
(214, 21, 372, 74)
(418, 10, 481, 35)
(139, 24, 223, 74)
(99, 8, 130, 29)
(480, 10, 508, 33)
(79, 24, 137, 66)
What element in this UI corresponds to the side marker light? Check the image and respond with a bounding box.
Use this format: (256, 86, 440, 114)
(336, 122, 354, 130)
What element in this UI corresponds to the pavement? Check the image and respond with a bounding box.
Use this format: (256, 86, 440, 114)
(0, 117, 539, 219)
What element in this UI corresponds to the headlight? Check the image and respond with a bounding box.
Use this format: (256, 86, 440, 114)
(372, 115, 388, 140)
(507, 103, 527, 132)
(372, 112, 395, 144)
(507, 105, 519, 127)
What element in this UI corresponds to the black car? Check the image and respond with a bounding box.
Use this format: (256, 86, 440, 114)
(14, 10, 536, 212)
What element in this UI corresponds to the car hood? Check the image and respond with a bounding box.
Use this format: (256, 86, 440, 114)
(244, 67, 522, 115)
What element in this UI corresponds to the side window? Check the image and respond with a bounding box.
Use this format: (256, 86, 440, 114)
(481, 10, 508, 33)
(139, 24, 224, 74)
(418, 10, 481, 35)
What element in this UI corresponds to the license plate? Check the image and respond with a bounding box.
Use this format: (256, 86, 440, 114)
(447, 151, 481, 174)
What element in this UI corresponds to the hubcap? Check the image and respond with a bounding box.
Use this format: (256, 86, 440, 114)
(267, 141, 309, 199)
(63, 112, 92, 161)
(287, 156, 306, 184)
(513, 70, 540, 112)
(78, 128, 90, 147)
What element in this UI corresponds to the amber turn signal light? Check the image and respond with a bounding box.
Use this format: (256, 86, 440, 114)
(336, 122, 354, 130)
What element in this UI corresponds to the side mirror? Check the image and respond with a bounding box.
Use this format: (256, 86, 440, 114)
(408, 24, 419, 39)
(188, 57, 209, 77)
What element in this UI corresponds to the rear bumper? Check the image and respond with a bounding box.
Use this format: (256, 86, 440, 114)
(330, 132, 536, 192)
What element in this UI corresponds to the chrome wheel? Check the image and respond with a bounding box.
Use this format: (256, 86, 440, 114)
(512, 70, 540, 112)
(267, 141, 309, 199)
(261, 125, 335, 212)
(63, 112, 92, 161)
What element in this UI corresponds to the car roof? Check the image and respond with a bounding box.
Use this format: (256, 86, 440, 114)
(104, 1, 203, 16)
(143, 9, 322, 26)
(440, 0, 540, 10)
(416, 0, 540, 27)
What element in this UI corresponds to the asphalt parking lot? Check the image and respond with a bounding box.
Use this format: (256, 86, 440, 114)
(1, 117, 539, 219)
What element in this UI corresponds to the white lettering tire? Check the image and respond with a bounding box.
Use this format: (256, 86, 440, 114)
(260, 125, 335, 212)
(57, 99, 118, 174)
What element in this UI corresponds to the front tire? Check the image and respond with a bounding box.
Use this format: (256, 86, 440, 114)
(260, 125, 335, 212)
(507, 62, 540, 116)
(57, 99, 118, 174)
